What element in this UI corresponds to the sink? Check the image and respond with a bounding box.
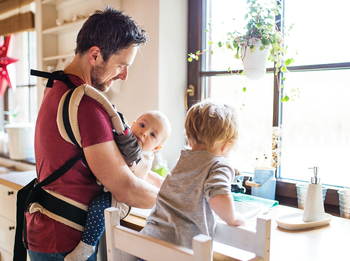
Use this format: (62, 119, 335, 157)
(0, 156, 35, 173)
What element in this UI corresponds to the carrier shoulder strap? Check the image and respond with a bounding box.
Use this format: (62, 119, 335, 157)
(57, 84, 127, 148)
(30, 69, 77, 89)
(31, 69, 81, 147)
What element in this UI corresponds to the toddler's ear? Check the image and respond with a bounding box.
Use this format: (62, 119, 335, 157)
(153, 145, 162, 151)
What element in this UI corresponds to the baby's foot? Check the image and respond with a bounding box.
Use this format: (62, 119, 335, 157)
(64, 241, 95, 261)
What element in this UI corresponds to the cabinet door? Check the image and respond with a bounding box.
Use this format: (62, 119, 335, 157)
(0, 184, 17, 222)
(0, 216, 16, 256)
(0, 246, 13, 261)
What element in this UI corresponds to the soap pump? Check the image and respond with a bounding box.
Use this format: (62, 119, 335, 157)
(302, 167, 326, 222)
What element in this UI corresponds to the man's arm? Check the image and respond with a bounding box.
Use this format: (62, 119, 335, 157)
(84, 140, 158, 209)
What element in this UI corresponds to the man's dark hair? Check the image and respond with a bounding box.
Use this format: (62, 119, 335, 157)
(75, 5, 147, 61)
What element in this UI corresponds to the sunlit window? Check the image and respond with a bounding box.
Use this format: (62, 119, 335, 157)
(0, 31, 37, 129)
(189, 0, 350, 187)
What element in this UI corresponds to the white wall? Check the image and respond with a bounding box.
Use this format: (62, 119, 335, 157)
(107, 0, 188, 168)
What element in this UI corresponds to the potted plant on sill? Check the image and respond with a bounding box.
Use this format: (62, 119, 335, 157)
(188, 0, 297, 102)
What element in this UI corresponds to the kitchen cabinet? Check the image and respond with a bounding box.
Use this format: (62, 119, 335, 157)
(35, 0, 121, 95)
(0, 184, 17, 261)
(0, 169, 36, 261)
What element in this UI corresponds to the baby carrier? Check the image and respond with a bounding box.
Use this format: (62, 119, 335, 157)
(13, 70, 142, 261)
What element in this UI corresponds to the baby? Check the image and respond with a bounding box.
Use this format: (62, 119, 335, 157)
(141, 99, 245, 249)
(65, 110, 171, 261)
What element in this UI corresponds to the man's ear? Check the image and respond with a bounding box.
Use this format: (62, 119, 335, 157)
(153, 145, 162, 151)
(88, 46, 101, 65)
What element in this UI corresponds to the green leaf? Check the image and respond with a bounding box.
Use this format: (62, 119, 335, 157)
(195, 56, 199, 60)
(218, 41, 222, 47)
(233, 41, 238, 48)
(243, 87, 247, 92)
(260, 46, 265, 51)
(244, 14, 248, 20)
(261, 38, 269, 45)
(208, 41, 213, 45)
(281, 66, 287, 73)
(242, 71, 245, 76)
(291, 58, 295, 63)
(228, 67, 230, 72)
(188, 57, 193, 62)
(285, 59, 291, 66)
(250, 45, 256, 53)
(257, 22, 262, 29)
(282, 77, 286, 81)
(211, 50, 214, 55)
(283, 95, 290, 102)
(196, 50, 200, 55)
(205, 29, 208, 33)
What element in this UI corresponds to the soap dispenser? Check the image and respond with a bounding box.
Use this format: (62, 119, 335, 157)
(302, 167, 325, 222)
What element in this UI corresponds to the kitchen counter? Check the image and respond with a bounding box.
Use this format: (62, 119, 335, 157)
(3, 173, 350, 261)
(0, 170, 36, 190)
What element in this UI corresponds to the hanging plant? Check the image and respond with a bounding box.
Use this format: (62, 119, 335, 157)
(188, 0, 298, 102)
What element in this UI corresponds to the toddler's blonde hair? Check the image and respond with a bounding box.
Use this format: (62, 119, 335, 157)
(185, 99, 238, 149)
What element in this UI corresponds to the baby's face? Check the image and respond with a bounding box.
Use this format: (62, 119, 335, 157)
(130, 113, 167, 151)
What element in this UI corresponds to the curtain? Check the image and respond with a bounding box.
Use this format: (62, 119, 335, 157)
(0, 0, 35, 36)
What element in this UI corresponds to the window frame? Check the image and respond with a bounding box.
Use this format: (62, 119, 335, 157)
(187, 0, 350, 215)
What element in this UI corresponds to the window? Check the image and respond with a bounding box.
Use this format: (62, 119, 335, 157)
(187, 0, 350, 190)
(0, 31, 37, 129)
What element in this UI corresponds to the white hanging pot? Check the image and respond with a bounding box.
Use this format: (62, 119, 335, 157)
(242, 38, 269, 80)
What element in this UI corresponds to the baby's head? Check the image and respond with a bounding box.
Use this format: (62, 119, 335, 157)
(131, 110, 171, 152)
(185, 99, 238, 150)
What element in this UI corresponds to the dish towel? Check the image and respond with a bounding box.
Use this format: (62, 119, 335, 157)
(232, 192, 279, 209)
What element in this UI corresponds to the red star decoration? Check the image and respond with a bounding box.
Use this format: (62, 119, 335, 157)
(0, 35, 18, 96)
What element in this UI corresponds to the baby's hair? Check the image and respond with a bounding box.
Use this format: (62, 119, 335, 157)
(185, 99, 238, 149)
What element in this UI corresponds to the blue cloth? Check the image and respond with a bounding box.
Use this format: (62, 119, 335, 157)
(28, 249, 97, 261)
(82, 192, 111, 246)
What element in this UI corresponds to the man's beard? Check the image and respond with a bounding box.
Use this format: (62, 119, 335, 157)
(90, 63, 107, 92)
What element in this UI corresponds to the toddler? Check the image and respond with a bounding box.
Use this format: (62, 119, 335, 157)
(141, 99, 245, 249)
(65, 110, 171, 261)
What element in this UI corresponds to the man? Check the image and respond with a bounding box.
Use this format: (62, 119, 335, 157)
(27, 6, 158, 260)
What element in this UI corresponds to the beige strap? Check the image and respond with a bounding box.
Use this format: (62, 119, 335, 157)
(28, 189, 88, 232)
(56, 84, 126, 147)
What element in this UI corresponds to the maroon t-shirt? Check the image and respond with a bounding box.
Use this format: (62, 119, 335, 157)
(26, 75, 114, 253)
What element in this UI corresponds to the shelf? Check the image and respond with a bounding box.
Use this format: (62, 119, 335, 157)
(42, 18, 87, 35)
(42, 0, 86, 7)
(43, 53, 75, 61)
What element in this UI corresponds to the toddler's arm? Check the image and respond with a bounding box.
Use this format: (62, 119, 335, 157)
(209, 194, 246, 226)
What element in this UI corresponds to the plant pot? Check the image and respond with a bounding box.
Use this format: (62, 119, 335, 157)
(338, 189, 350, 219)
(242, 38, 269, 80)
